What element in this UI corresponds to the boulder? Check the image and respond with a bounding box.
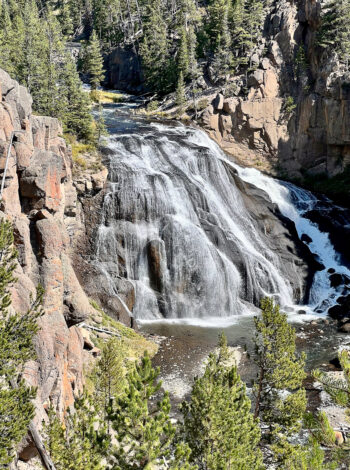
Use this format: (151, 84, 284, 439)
(213, 93, 224, 111)
(339, 322, 350, 333)
(334, 431, 344, 445)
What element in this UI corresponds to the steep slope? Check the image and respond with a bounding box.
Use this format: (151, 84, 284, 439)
(191, 0, 350, 187)
(0, 69, 100, 440)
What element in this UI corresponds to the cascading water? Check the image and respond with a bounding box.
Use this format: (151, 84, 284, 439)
(95, 101, 349, 322)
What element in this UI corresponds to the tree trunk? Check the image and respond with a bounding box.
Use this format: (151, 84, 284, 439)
(254, 367, 264, 419)
(29, 423, 57, 470)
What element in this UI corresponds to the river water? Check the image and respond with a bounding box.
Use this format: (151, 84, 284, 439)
(95, 98, 350, 402)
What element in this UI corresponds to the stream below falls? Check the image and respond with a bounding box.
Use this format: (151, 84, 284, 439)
(94, 97, 350, 403)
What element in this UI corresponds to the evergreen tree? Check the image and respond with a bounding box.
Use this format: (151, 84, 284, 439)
(176, 71, 186, 111)
(182, 333, 263, 470)
(178, 26, 189, 77)
(20, 0, 50, 111)
(44, 392, 109, 470)
(310, 350, 350, 468)
(59, 55, 95, 142)
(108, 351, 179, 469)
(229, 0, 264, 69)
(207, 0, 230, 53)
(253, 297, 306, 434)
(139, 0, 173, 93)
(92, 337, 125, 426)
(317, 0, 350, 66)
(84, 30, 105, 90)
(0, 218, 42, 466)
(41, 7, 65, 118)
(0, 3, 17, 77)
(59, 0, 74, 38)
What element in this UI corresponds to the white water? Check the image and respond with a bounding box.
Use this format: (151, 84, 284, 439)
(188, 129, 350, 316)
(95, 108, 349, 323)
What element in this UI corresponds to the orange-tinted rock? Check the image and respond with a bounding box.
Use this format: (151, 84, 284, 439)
(0, 68, 93, 428)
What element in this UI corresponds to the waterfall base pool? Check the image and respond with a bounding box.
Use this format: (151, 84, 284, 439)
(139, 316, 346, 408)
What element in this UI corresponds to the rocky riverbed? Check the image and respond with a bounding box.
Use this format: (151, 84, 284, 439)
(140, 315, 350, 428)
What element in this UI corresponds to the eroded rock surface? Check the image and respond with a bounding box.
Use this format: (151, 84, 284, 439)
(198, 0, 350, 180)
(0, 69, 100, 431)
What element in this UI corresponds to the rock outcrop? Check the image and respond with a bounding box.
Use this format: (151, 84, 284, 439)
(107, 46, 144, 94)
(198, 0, 350, 180)
(0, 69, 101, 437)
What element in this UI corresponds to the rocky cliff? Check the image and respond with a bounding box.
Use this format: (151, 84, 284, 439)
(197, 0, 350, 182)
(0, 69, 104, 455)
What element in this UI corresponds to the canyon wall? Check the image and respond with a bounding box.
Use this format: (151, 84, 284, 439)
(0, 69, 103, 456)
(198, 0, 350, 180)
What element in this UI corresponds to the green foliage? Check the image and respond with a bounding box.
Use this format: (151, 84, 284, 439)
(0, 218, 42, 466)
(92, 338, 126, 424)
(304, 411, 336, 448)
(83, 31, 105, 90)
(139, 0, 174, 93)
(0, 0, 94, 142)
(271, 436, 334, 470)
(182, 333, 263, 469)
(176, 71, 186, 111)
(253, 298, 306, 435)
(317, 0, 350, 65)
(95, 103, 108, 144)
(108, 351, 179, 469)
(285, 96, 297, 114)
(295, 44, 309, 74)
(147, 100, 160, 112)
(313, 349, 350, 408)
(44, 392, 109, 470)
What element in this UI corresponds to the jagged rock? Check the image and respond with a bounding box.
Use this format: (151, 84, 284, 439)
(0, 68, 100, 428)
(213, 93, 224, 111)
(248, 69, 264, 87)
(107, 46, 144, 93)
(196, 0, 350, 180)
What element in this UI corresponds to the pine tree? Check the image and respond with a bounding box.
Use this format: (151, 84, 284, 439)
(84, 30, 105, 90)
(139, 0, 173, 93)
(0, 218, 42, 466)
(176, 71, 186, 112)
(41, 7, 65, 118)
(59, 0, 74, 38)
(59, 55, 95, 142)
(178, 26, 189, 77)
(92, 337, 125, 426)
(21, 0, 50, 112)
(182, 333, 263, 470)
(0, 3, 17, 77)
(253, 298, 307, 439)
(207, 0, 230, 53)
(44, 392, 109, 470)
(317, 0, 350, 67)
(108, 351, 178, 469)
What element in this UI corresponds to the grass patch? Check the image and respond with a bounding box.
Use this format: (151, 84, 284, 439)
(64, 133, 97, 170)
(89, 300, 158, 360)
(90, 90, 124, 104)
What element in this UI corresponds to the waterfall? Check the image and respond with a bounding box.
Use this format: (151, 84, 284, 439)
(95, 113, 304, 321)
(232, 167, 350, 313)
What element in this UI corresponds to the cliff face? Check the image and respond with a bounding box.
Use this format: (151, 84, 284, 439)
(0, 69, 100, 433)
(199, 0, 350, 180)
